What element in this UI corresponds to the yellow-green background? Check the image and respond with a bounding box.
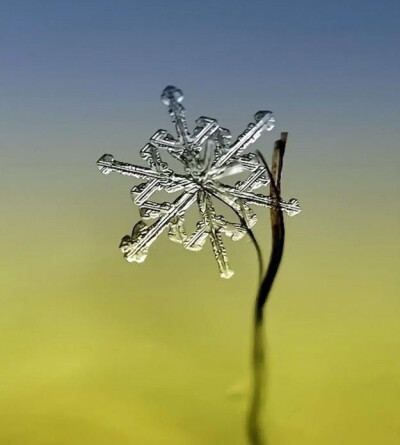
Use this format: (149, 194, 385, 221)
(1, 1, 399, 444)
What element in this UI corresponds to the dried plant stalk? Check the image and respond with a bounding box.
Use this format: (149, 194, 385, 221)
(247, 133, 288, 445)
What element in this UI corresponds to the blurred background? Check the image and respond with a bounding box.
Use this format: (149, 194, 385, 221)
(0, 1, 399, 444)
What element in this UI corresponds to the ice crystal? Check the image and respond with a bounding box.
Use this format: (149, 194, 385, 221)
(97, 86, 300, 278)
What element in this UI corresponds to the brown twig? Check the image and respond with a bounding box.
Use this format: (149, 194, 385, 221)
(247, 133, 288, 445)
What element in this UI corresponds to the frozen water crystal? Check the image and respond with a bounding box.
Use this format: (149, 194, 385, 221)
(97, 86, 300, 278)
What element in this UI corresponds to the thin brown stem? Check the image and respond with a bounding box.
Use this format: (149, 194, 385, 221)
(247, 133, 288, 445)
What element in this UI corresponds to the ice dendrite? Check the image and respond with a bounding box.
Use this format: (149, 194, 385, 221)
(97, 86, 300, 278)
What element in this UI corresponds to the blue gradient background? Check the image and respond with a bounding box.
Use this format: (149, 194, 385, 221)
(1, 1, 399, 444)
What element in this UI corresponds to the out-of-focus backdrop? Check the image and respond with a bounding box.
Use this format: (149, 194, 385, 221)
(1, 1, 399, 444)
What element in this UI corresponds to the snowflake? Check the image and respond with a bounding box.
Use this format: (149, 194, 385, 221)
(97, 86, 300, 278)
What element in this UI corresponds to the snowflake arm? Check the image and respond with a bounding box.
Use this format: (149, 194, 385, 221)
(120, 188, 198, 263)
(197, 190, 233, 279)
